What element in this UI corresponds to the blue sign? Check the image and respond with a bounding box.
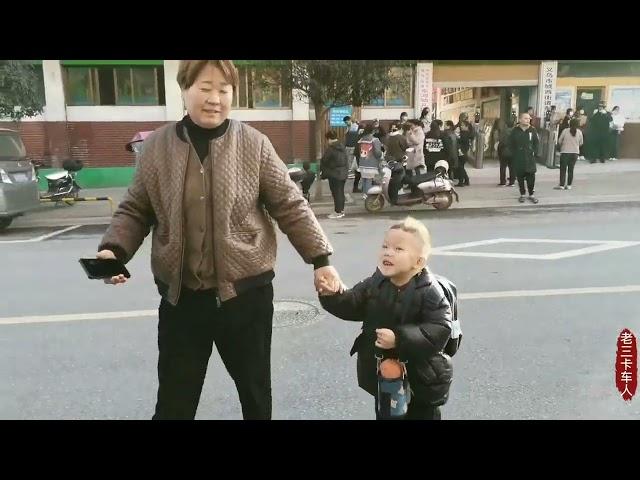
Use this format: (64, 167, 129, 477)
(329, 106, 353, 127)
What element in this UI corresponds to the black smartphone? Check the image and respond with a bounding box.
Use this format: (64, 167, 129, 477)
(79, 258, 131, 280)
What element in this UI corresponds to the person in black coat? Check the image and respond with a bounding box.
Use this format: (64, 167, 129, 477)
(454, 113, 474, 186)
(509, 112, 540, 203)
(424, 120, 448, 172)
(558, 108, 574, 138)
(318, 217, 453, 420)
(588, 102, 613, 163)
(320, 130, 349, 219)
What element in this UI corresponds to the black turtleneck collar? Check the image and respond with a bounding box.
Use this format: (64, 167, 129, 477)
(181, 115, 230, 163)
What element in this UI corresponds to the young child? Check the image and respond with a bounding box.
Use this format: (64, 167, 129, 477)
(319, 216, 453, 420)
(300, 161, 316, 202)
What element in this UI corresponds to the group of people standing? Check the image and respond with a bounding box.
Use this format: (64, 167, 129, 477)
(556, 103, 625, 164)
(319, 110, 478, 218)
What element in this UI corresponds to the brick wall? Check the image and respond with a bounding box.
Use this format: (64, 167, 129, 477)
(243, 120, 314, 163)
(1, 120, 317, 167)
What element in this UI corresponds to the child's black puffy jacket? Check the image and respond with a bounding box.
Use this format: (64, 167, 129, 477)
(320, 268, 453, 406)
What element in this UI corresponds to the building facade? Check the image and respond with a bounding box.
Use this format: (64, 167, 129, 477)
(1, 60, 638, 185)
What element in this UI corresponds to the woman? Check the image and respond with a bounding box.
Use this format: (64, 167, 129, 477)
(424, 120, 447, 172)
(609, 106, 625, 161)
(558, 108, 574, 138)
(454, 113, 473, 187)
(555, 118, 583, 190)
(384, 122, 409, 163)
(405, 119, 426, 175)
(576, 106, 588, 160)
(443, 120, 459, 179)
(419, 107, 432, 133)
(320, 130, 349, 219)
(96, 60, 342, 420)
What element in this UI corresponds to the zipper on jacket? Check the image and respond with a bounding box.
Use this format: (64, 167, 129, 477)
(209, 138, 221, 307)
(175, 142, 190, 302)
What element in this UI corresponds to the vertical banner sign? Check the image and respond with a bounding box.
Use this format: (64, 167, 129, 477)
(538, 61, 557, 117)
(616, 329, 637, 402)
(415, 62, 433, 119)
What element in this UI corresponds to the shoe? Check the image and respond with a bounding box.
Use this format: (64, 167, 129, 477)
(529, 195, 539, 204)
(600, 159, 605, 163)
(362, 194, 367, 200)
(566, 185, 572, 190)
(553, 185, 564, 190)
(611, 157, 617, 161)
(519, 195, 526, 203)
(328, 212, 345, 219)
(498, 183, 506, 186)
(507, 183, 515, 187)
(456, 183, 465, 187)
(579, 156, 585, 161)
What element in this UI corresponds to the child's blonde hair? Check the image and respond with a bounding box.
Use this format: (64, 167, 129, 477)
(389, 216, 432, 261)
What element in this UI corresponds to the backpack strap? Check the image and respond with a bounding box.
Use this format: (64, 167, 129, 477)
(433, 274, 462, 356)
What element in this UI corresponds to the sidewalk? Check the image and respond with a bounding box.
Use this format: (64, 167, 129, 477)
(10, 159, 640, 228)
(311, 158, 640, 216)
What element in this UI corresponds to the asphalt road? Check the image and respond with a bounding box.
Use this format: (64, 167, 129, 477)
(1, 203, 639, 419)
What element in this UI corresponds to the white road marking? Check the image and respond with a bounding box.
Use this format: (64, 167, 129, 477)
(0, 225, 81, 244)
(459, 285, 640, 300)
(2, 285, 640, 325)
(0, 310, 157, 325)
(431, 238, 640, 260)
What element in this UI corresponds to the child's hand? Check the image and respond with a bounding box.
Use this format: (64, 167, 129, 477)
(375, 329, 396, 349)
(317, 278, 346, 296)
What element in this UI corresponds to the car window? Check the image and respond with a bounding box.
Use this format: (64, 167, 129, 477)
(0, 133, 27, 158)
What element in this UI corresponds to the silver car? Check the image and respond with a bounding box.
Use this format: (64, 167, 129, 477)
(0, 128, 40, 231)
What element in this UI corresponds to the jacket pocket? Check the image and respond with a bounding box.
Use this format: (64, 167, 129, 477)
(224, 228, 276, 281)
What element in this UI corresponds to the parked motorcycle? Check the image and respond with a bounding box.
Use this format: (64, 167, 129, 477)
(287, 165, 315, 202)
(364, 159, 459, 213)
(40, 159, 83, 203)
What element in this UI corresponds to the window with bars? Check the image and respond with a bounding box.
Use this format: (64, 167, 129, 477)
(64, 66, 166, 106)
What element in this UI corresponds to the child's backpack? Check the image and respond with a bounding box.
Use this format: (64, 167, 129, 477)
(433, 274, 462, 357)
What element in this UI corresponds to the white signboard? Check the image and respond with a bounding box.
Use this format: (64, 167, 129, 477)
(415, 62, 433, 118)
(538, 61, 557, 119)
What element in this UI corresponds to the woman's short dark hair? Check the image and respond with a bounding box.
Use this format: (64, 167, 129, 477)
(325, 130, 338, 140)
(566, 108, 573, 115)
(363, 124, 375, 135)
(177, 60, 239, 91)
(445, 120, 455, 129)
(420, 107, 430, 118)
